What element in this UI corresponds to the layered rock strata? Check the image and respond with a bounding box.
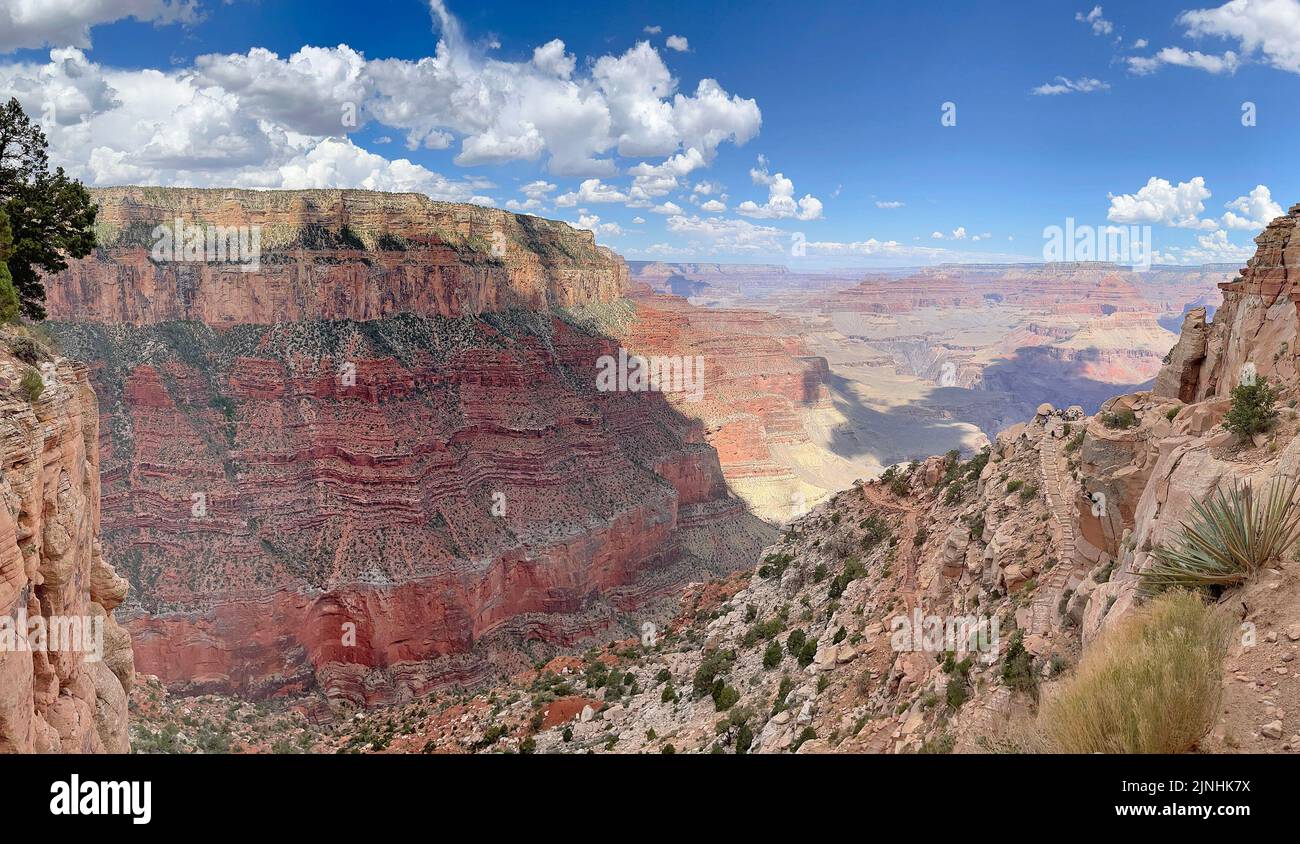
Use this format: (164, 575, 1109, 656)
(0, 338, 134, 752)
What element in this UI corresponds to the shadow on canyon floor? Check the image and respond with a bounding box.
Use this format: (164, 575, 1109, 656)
(821, 347, 1156, 467)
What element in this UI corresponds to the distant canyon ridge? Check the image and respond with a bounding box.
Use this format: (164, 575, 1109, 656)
(37, 187, 1226, 704)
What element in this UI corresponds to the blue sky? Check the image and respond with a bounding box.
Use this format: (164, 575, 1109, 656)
(1, 0, 1297, 266)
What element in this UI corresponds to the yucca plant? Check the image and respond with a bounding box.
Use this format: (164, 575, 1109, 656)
(1141, 475, 1300, 596)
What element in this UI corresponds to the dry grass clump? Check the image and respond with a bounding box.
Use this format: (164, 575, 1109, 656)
(1032, 591, 1230, 754)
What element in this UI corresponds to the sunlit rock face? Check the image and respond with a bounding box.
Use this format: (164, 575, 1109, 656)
(0, 345, 134, 753)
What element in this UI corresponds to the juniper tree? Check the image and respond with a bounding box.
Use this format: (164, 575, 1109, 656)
(0, 97, 98, 319)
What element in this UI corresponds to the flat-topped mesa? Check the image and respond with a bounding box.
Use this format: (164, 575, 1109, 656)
(1153, 202, 1300, 403)
(44, 187, 627, 327)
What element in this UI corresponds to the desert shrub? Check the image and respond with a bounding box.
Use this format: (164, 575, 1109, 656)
(711, 682, 739, 711)
(1141, 475, 1300, 596)
(881, 464, 910, 496)
(796, 637, 818, 667)
(19, 367, 42, 403)
(771, 675, 794, 714)
(375, 232, 408, 251)
(1005, 479, 1024, 494)
(1100, 408, 1138, 429)
(762, 639, 782, 669)
(1000, 630, 1036, 695)
(918, 732, 956, 754)
(944, 481, 965, 505)
(792, 727, 816, 752)
(1065, 431, 1085, 453)
(1223, 380, 1278, 440)
(1033, 591, 1230, 753)
(786, 628, 806, 656)
(1165, 406, 1181, 422)
(758, 551, 795, 579)
(858, 513, 890, 548)
(1018, 482, 1039, 502)
(966, 511, 986, 541)
(8, 336, 42, 364)
(944, 677, 969, 710)
(735, 722, 753, 754)
(823, 532, 856, 560)
(964, 447, 990, 479)
(692, 650, 736, 698)
(743, 614, 785, 646)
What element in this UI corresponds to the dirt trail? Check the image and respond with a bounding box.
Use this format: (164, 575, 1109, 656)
(860, 483, 924, 611)
(1030, 422, 1082, 634)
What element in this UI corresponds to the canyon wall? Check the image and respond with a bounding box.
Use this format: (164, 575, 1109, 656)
(42, 188, 772, 704)
(51, 187, 627, 326)
(0, 336, 134, 752)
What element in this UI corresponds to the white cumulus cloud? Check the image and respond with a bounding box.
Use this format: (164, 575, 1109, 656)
(735, 155, 822, 221)
(1075, 6, 1114, 35)
(1107, 176, 1216, 229)
(1179, 0, 1300, 74)
(1222, 184, 1284, 229)
(0, 0, 201, 52)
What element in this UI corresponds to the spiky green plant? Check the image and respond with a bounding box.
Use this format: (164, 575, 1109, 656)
(1141, 475, 1300, 596)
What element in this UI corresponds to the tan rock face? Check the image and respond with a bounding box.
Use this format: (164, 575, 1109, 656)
(1152, 307, 1208, 403)
(45, 187, 627, 327)
(1152, 204, 1300, 402)
(0, 343, 133, 753)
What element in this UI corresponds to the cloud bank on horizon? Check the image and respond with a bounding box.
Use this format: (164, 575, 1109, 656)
(0, 0, 1298, 266)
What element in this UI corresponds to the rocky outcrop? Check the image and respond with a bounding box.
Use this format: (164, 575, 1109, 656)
(1153, 307, 1208, 402)
(0, 334, 134, 752)
(1164, 204, 1300, 401)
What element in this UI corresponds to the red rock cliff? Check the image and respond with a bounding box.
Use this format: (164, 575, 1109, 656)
(42, 188, 771, 705)
(0, 336, 134, 751)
